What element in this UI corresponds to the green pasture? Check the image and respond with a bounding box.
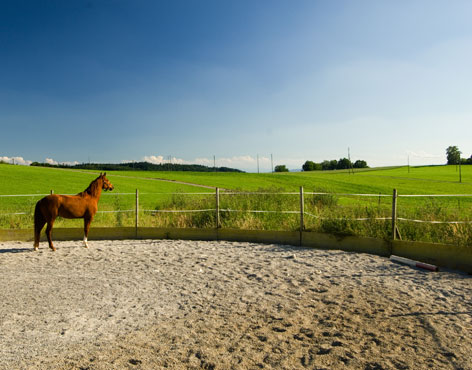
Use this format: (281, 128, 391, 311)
(1, 163, 471, 246)
(107, 165, 472, 194)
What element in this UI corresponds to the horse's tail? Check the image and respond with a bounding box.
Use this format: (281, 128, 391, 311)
(33, 199, 46, 250)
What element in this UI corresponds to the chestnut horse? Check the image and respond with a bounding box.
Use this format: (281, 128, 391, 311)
(33, 173, 114, 251)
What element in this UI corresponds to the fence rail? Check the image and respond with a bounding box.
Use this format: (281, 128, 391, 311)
(1, 188, 472, 242)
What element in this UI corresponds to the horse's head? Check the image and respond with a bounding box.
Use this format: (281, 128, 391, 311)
(100, 173, 114, 191)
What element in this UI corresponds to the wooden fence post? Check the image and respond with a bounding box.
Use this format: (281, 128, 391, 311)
(392, 188, 398, 240)
(135, 189, 139, 237)
(300, 186, 304, 245)
(50, 190, 54, 195)
(216, 187, 220, 229)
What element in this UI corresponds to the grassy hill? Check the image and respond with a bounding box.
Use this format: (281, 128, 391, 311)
(1, 163, 471, 246)
(3, 163, 471, 195)
(107, 165, 472, 195)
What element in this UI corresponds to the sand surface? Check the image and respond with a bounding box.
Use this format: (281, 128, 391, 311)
(0, 239, 471, 370)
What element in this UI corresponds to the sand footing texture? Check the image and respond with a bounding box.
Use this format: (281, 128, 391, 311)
(0, 239, 471, 369)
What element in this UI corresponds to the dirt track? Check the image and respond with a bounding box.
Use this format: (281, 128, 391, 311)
(0, 239, 470, 369)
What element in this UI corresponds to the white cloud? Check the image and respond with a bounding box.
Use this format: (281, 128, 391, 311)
(45, 158, 58, 165)
(142, 155, 186, 165)
(45, 158, 79, 166)
(1, 156, 78, 166)
(142, 155, 165, 164)
(0, 156, 32, 165)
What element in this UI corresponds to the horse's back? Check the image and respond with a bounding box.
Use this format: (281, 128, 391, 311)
(37, 194, 95, 219)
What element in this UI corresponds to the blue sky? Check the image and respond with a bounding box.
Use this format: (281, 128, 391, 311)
(1, 0, 472, 171)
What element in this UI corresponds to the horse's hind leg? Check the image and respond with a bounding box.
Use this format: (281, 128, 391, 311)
(46, 220, 56, 251)
(33, 214, 46, 251)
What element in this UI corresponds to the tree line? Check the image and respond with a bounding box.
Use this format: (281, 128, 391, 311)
(30, 161, 244, 173)
(302, 158, 368, 171)
(446, 146, 472, 165)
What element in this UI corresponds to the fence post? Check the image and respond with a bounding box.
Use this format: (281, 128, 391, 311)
(135, 189, 139, 237)
(300, 186, 304, 245)
(216, 187, 220, 229)
(392, 188, 398, 240)
(50, 190, 54, 195)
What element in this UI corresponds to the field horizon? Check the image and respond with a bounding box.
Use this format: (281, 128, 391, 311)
(1, 162, 472, 195)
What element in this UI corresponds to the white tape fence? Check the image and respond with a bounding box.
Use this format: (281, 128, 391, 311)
(1, 189, 472, 240)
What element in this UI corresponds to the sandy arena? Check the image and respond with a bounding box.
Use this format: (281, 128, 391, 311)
(0, 239, 470, 369)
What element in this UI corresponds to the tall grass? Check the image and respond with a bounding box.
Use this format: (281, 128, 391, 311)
(2, 188, 471, 246)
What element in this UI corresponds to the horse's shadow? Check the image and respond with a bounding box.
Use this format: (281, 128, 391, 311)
(0, 248, 32, 254)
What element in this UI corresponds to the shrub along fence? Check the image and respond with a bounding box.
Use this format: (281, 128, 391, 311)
(1, 188, 472, 272)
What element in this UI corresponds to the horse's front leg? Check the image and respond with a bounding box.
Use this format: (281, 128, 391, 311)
(83, 215, 93, 248)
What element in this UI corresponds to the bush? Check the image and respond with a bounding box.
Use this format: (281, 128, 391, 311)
(353, 160, 368, 168)
(302, 161, 315, 171)
(274, 165, 289, 172)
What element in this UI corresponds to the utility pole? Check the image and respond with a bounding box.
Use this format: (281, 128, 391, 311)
(257, 154, 260, 174)
(271, 154, 274, 173)
(213, 155, 216, 172)
(408, 155, 410, 174)
(348, 147, 354, 174)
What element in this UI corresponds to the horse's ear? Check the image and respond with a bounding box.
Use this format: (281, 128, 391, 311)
(104, 172, 106, 177)
(99, 172, 102, 176)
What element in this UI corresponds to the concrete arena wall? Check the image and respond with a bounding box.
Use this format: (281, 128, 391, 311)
(1, 227, 471, 273)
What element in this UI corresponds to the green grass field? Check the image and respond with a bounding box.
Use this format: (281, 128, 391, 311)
(2, 163, 471, 195)
(107, 165, 472, 194)
(1, 163, 471, 246)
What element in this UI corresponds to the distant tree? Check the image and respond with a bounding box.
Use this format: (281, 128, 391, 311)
(320, 160, 339, 170)
(314, 158, 368, 171)
(353, 160, 368, 169)
(446, 146, 461, 165)
(302, 161, 323, 171)
(29, 161, 244, 172)
(321, 160, 330, 171)
(274, 165, 289, 172)
(302, 160, 315, 171)
(329, 160, 338, 170)
(337, 158, 352, 170)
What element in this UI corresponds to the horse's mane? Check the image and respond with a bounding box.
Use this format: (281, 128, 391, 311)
(79, 176, 102, 197)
